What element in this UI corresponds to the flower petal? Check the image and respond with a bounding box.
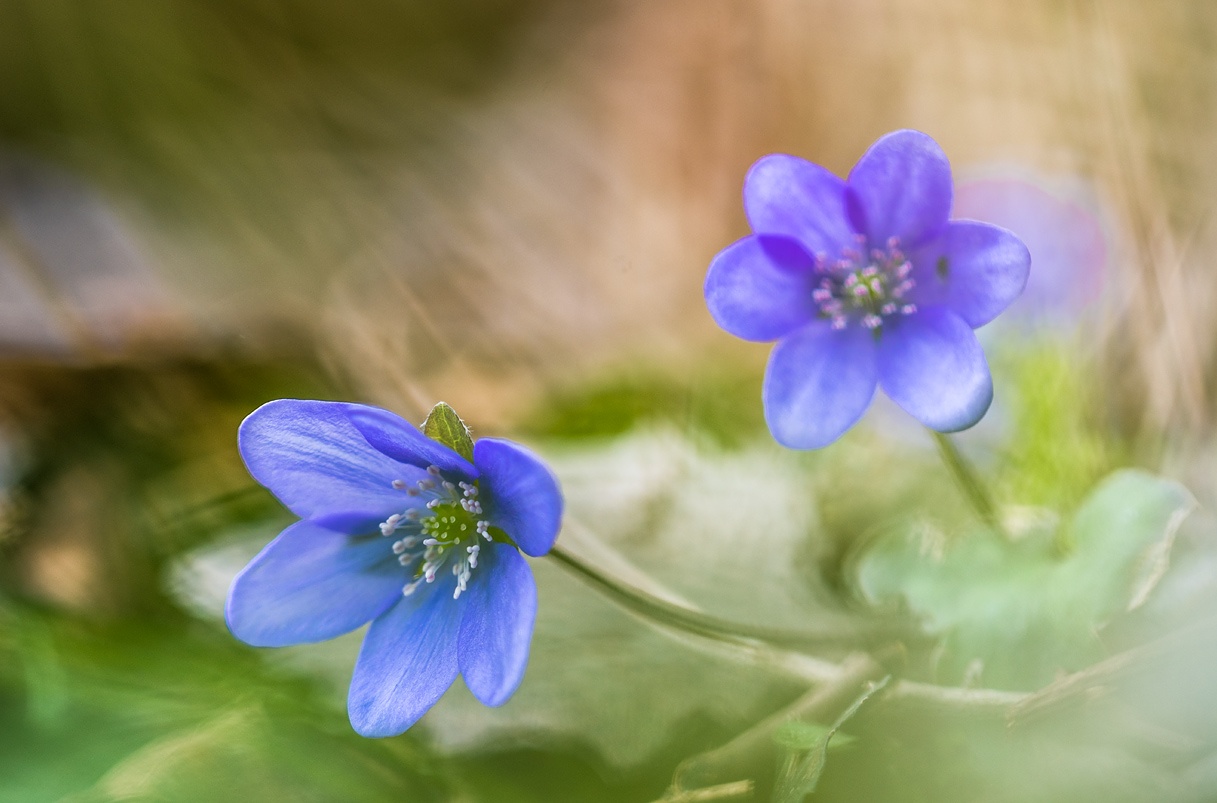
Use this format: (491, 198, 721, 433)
(877, 307, 993, 431)
(704, 235, 820, 342)
(457, 543, 537, 707)
(762, 322, 878, 449)
(473, 439, 563, 557)
(743, 154, 856, 255)
(347, 405, 478, 480)
(225, 520, 404, 648)
(347, 576, 464, 737)
(847, 130, 952, 248)
(909, 220, 1031, 327)
(239, 399, 426, 529)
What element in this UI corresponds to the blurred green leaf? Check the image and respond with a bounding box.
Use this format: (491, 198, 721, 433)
(772, 722, 855, 753)
(857, 470, 1194, 688)
(423, 401, 474, 462)
(771, 678, 887, 803)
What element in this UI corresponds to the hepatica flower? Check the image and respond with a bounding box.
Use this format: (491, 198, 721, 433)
(226, 399, 562, 737)
(705, 130, 1031, 448)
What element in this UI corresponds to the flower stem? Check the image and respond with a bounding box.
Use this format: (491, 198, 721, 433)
(930, 431, 1003, 533)
(546, 544, 904, 650)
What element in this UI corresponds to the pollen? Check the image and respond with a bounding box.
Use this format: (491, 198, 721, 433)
(812, 237, 919, 334)
(380, 466, 489, 600)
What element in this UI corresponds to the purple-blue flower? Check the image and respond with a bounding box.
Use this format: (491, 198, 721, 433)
(705, 130, 1031, 449)
(225, 399, 563, 737)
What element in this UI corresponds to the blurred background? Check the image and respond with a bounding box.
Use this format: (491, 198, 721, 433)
(1, 1, 1217, 800)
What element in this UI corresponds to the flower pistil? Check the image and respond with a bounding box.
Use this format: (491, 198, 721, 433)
(380, 466, 492, 600)
(812, 234, 918, 333)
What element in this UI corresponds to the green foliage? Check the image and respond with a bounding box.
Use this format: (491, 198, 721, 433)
(519, 361, 766, 447)
(772, 679, 886, 803)
(996, 344, 1122, 511)
(423, 401, 475, 461)
(857, 470, 1193, 688)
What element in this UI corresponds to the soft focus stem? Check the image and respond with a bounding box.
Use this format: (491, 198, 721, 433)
(930, 431, 1003, 534)
(546, 545, 880, 650)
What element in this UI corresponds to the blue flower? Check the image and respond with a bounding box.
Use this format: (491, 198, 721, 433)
(225, 399, 563, 737)
(705, 130, 1031, 449)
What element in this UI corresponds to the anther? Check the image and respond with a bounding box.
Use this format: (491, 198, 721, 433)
(392, 479, 407, 490)
(427, 465, 442, 477)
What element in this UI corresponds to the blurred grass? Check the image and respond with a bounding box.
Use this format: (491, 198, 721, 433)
(517, 358, 767, 448)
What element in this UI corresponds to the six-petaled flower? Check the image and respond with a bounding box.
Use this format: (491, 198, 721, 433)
(225, 399, 563, 737)
(705, 129, 1031, 449)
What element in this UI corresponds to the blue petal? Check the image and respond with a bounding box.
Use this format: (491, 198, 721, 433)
(239, 400, 428, 530)
(743, 154, 856, 256)
(347, 405, 478, 480)
(877, 307, 993, 431)
(908, 220, 1031, 328)
(226, 520, 404, 648)
(347, 576, 464, 737)
(704, 235, 820, 342)
(847, 130, 953, 249)
(457, 543, 537, 707)
(762, 322, 878, 449)
(474, 438, 563, 557)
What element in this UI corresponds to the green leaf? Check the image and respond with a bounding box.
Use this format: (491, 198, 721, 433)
(772, 677, 888, 803)
(422, 402, 474, 462)
(772, 722, 855, 753)
(857, 470, 1194, 688)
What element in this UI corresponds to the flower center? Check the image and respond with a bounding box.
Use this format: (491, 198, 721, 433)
(811, 235, 918, 334)
(379, 465, 491, 600)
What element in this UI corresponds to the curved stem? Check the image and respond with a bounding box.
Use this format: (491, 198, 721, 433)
(546, 544, 905, 650)
(930, 431, 1004, 534)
